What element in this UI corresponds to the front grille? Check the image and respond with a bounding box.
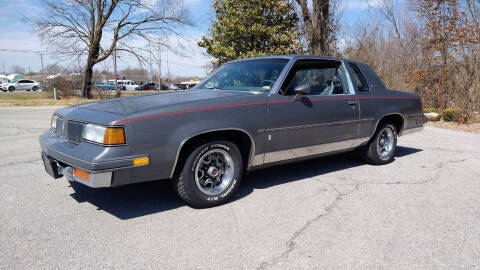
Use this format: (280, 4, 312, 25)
(67, 121, 84, 144)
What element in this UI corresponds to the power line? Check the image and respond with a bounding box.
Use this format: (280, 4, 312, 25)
(0, 48, 206, 68)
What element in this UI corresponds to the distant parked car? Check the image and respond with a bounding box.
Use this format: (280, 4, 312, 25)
(0, 80, 40, 92)
(174, 83, 188, 90)
(92, 82, 107, 89)
(139, 84, 152, 90)
(108, 80, 139, 91)
(106, 83, 126, 91)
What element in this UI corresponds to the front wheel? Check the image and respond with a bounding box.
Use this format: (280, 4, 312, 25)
(361, 123, 397, 165)
(172, 140, 243, 208)
(8, 86, 14, 92)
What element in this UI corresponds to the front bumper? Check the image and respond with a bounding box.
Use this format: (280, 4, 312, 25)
(40, 129, 149, 188)
(42, 151, 112, 187)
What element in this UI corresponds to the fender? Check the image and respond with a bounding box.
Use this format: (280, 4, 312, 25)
(169, 127, 256, 178)
(368, 112, 406, 140)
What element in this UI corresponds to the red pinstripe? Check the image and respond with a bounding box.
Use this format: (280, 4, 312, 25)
(113, 96, 420, 124)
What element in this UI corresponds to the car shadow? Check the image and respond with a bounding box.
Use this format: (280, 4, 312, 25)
(69, 146, 422, 219)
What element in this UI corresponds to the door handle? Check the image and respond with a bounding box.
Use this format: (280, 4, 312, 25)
(347, 100, 358, 105)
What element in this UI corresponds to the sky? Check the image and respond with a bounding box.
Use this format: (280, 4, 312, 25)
(0, 0, 381, 78)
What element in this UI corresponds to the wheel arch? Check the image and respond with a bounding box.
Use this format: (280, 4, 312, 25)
(374, 113, 405, 135)
(169, 128, 255, 178)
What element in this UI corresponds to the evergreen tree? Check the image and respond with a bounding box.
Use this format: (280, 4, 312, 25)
(198, 0, 301, 66)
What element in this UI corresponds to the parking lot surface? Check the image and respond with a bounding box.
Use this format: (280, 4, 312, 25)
(1, 106, 479, 269)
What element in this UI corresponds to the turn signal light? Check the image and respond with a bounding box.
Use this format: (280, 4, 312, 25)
(133, 157, 149, 166)
(103, 127, 126, 145)
(74, 168, 90, 181)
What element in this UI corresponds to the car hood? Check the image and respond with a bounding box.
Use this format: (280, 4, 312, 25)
(78, 89, 259, 115)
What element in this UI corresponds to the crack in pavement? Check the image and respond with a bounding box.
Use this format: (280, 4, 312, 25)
(257, 158, 470, 269)
(257, 184, 358, 270)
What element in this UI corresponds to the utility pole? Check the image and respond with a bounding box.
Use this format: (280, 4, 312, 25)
(166, 50, 171, 82)
(157, 41, 162, 92)
(2, 59, 5, 74)
(113, 43, 118, 95)
(40, 53, 44, 73)
(149, 47, 153, 84)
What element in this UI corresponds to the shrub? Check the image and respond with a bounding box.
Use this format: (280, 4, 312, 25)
(90, 88, 119, 100)
(442, 108, 470, 123)
(423, 107, 441, 113)
(455, 110, 471, 124)
(44, 78, 77, 98)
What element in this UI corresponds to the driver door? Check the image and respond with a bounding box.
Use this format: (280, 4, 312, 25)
(263, 59, 360, 163)
(17, 80, 27, 90)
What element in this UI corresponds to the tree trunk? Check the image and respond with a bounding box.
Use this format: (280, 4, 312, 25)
(296, 0, 331, 55)
(81, 34, 101, 98)
(81, 63, 94, 98)
(312, 0, 330, 55)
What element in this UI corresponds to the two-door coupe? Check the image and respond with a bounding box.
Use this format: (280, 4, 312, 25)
(40, 56, 426, 207)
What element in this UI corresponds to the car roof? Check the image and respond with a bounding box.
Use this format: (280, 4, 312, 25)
(228, 55, 365, 65)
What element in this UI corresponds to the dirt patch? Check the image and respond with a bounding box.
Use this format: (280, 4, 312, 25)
(426, 119, 480, 134)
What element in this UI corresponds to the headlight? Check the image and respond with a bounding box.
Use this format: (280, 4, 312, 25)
(82, 124, 126, 145)
(51, 115, 60, 129)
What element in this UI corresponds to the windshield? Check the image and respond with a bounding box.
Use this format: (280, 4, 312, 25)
(195, 58, 289, 92)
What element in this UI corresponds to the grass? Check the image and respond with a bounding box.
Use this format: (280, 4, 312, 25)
(0, 90, 161, 107)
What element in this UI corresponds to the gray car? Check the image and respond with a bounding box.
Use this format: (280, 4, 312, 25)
(40, 55, 426, 207)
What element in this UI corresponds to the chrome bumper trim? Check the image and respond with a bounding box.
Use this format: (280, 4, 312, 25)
(59, 165, 112, 188)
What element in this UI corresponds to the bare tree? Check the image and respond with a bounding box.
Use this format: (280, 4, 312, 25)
(42, 63, 67, 75)
(344, 0, 480, 112)
(11, 65, 26, 74)
(294, 0, 339, 55)
(31, 0, 191, 98)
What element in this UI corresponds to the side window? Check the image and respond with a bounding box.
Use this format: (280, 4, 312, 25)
(26, 80, 34, 83)
(349, 63, 369, 92)
(281, 62, 349, 96)
(18, 80, 26, 83)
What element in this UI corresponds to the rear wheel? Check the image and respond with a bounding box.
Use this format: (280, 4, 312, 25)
(32, 86, 38, 91)
(361, 123, 397, 165)
(172, 140, 243, 208)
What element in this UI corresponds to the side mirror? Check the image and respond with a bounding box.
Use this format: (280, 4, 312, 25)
(294, 84, 311, 100)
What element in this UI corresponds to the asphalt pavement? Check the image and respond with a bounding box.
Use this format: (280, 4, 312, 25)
(1, 106, 479, 269)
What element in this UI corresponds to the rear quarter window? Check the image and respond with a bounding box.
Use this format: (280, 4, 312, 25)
(348, 63, 369, 92)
